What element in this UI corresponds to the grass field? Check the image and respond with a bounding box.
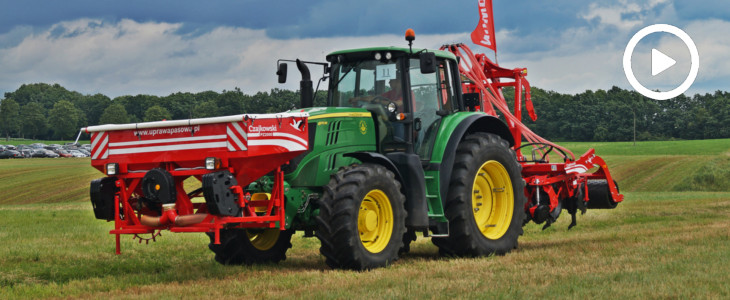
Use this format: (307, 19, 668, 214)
(1, 139, 729, 299)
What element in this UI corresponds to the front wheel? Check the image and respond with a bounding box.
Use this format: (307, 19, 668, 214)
(315, 164, 407, 270)
(433, 132, 526, 257)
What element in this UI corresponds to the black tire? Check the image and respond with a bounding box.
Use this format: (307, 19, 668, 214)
(207, 228, 293, 265)
(315, 163, 407, 270)
(432, 132, 526, 257)
(586, 179, 619, 209)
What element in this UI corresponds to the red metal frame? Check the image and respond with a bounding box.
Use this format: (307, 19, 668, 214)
(83, 114, 308, 254)
(441, 44, 623, 220)
(108, 165, 288, 254)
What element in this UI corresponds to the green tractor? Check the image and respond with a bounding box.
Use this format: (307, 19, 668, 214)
(211, 38, 526, 270)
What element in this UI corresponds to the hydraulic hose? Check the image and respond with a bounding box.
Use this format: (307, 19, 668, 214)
(441, 44, 575, 161)
(139, 204, 208, 227)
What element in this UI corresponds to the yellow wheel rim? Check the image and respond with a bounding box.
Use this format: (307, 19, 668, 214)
(246, 229, 280, 251)
(472, 160, 514, 240)
(358, 189, 394, 253)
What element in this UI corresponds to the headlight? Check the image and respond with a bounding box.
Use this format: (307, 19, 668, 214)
(106, 163, 119, 175)
(387, 102, 397, 113)
(205, 157, 221, 170)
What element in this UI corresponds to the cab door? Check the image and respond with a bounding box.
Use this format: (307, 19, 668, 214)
(408, 58, 457, 160)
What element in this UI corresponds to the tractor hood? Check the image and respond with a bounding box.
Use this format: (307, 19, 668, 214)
(292, 107, 373, 122)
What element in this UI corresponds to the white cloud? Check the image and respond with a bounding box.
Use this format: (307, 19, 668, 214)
(1, 12, 729, 99)
(580, 0, 670, 31)
(0, 19, 464, 97)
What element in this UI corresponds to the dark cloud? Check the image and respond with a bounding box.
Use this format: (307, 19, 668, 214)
(2, 0, 721, 42)
(0, 1, 314, 34)
(0, 0, 592, 39)
(674, 0, 730, 22)
(2, 0, 728, 97)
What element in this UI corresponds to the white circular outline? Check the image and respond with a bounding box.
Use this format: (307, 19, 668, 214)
(623, 24, 699, 100)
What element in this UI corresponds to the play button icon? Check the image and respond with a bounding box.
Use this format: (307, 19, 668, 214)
(623, 24, 699, 100)
(651, 48, 676, 76)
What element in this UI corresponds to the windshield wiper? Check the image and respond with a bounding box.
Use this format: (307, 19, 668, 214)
(334, 61, 363, 89)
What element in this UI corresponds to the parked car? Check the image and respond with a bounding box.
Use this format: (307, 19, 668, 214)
(43, 149, 59, 158)
(77, 149, 91, 156)
(0, 150, 23, 159)
(30, 143, 47, 149)
(5, 145, 16, 150)
(55, 149, 73, 158)
(68, 150, 87, 157)
(45, 144, 63, 151)
(30, 149, 47, 158)
(20, 149, 33, 158)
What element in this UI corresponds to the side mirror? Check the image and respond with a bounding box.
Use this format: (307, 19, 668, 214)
(420, 52, 436, 74)
(277, 63, 288, 83)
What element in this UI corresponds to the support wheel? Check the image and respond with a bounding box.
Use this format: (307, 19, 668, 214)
(207, 228, 293, 265)
(316, 164, 407, 270)
(433, 132, 526, 257)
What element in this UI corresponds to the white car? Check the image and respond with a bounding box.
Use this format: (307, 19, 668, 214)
(68, 150, 87, 158)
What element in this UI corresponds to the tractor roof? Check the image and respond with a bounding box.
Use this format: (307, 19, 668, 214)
(327, 46, 457, 61)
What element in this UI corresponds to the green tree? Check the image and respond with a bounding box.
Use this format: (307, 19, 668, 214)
(193, 100, 219, 118)
(48, 100, 81, 139)
(143, 105, 171, 122)
(20, 102, 47, 139)
(0, 98, 21, 140)
(75, 93, 111, 125)
(163, 92, 196, 120)
(4, 83, 82, 111)
(114, 94, 156, 121)
(99, 103, 130, 124)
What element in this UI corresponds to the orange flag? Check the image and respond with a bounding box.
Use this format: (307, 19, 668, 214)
(470, 0, 497, 52)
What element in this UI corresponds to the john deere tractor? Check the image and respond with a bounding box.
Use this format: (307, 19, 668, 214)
(210, 34, 525, 270)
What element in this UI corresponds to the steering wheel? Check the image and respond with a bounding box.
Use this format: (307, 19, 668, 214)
(370, 95, 390, 105)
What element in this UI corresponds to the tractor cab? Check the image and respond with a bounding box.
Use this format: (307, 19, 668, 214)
(326, 46, 462, 160)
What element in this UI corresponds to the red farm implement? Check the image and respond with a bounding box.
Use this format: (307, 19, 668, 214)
(85, 113, 308, 254)
(443, 43, 623, 229)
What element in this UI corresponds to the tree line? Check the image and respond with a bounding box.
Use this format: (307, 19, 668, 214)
(0, 83, 728, 141)
(508, 86, 730, 141)
(0, 83, 327, 140)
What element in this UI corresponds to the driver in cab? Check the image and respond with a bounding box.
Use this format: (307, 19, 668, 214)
(348, 77, 406, 141)
(349, 77, 404, 112)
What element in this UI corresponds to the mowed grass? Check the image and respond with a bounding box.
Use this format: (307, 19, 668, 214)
(558, 138, 730, 156)
(0, 158, 100, 205)
(2, 192, 729, 299)
(554, 139, 730, 192)
(1, 139, 729, 299)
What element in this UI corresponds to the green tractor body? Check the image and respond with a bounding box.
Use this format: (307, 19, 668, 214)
(248, 46, 525, 269)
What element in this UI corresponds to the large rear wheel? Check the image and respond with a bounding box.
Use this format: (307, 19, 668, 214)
(433, 132, 526, 256)
(316, 163, 407, 270)
(207, 228, 293, 265)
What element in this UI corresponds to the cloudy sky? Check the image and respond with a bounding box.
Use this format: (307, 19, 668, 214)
(1, 0, 729, 98)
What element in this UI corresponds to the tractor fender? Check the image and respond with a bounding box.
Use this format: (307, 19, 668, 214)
(436, 114, 514, 202)
(343, 152, 403, 186)
(343, 152, 429, 229)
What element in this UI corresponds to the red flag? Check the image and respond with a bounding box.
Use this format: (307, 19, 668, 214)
(471, 0, 497, 52)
